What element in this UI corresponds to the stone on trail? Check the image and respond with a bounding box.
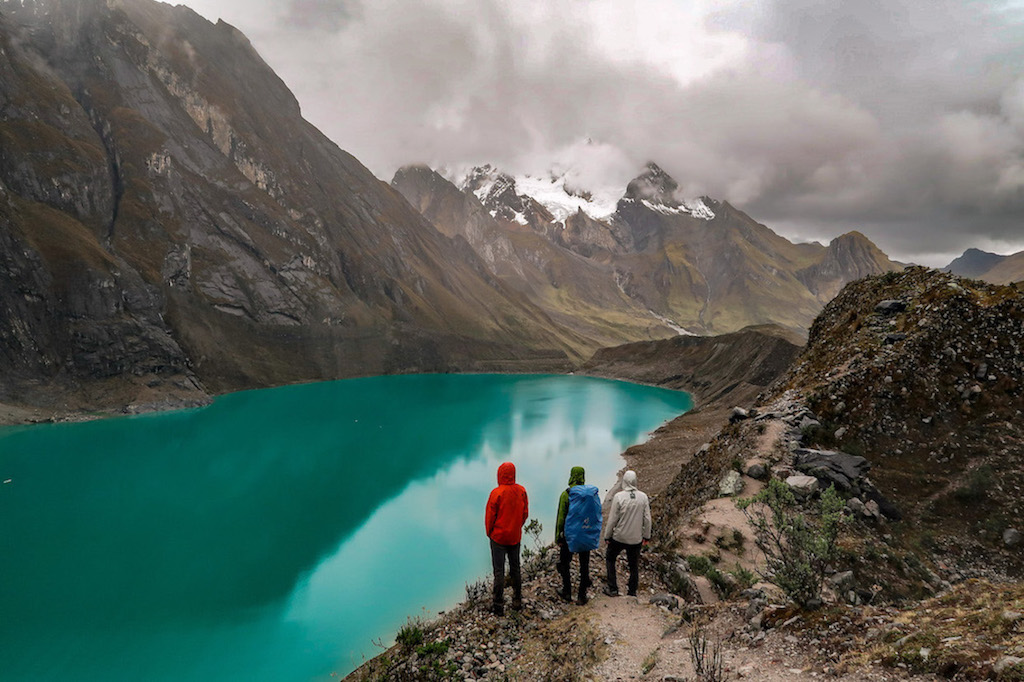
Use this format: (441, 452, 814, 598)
(718, 470, 745, 496)
(745, 461, 769, 481)
(649, 593, 679, 610)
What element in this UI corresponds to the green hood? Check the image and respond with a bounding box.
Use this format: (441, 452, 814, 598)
(567, 466, 585, 486)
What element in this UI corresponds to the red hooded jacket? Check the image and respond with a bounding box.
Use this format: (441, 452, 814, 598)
(485, 462, 529, 546)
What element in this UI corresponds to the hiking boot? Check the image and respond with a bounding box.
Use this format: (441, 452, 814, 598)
(557, 589, 573, 603)
(511, 597, 523, 611)
(602, 586, 619, 597)
(577, 593, 589, 606)
(626, 590, 637, 597)
(490, 603, 504, 616)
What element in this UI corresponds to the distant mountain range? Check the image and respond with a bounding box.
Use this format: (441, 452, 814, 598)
(943, 248, 1024, 284)
(393, 161, 902, 347)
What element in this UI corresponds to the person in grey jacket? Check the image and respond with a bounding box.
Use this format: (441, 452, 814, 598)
(603, 470, 651, 597)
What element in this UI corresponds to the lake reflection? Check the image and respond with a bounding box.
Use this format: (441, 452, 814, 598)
(0, 374, 691, 681)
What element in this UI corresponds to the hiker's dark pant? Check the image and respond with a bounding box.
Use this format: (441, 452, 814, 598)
(605, 538, 641, 596)
(557, 541, 591, 599)
(490, 539, 522, 606)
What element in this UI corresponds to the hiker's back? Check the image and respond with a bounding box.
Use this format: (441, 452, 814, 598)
(564, 484, 601, 552)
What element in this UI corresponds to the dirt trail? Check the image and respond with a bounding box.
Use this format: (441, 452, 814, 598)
(585, 592, 937, 681)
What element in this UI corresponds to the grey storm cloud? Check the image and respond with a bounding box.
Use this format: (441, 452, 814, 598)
(180, 0, 1024, 264)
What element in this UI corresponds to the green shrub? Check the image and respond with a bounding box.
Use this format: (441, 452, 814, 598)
(686, 554, 714, 576)
(415, 639, 450, 657)
(954, 465, 994, 502)
(737, 479, 844, 608)
(686, 553, 736, 597)
(729, 563, 757, 590)
(396, 618, 425, 648)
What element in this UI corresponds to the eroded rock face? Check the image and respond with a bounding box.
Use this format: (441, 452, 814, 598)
(0, 0, 572, 412)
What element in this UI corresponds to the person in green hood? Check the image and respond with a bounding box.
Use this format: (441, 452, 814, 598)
(555, 466, 592, 605)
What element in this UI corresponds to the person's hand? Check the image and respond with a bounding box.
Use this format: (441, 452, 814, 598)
(642, 539, 649, 546)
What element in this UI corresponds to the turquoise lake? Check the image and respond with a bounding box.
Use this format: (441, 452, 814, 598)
(0, 374, 692, 681)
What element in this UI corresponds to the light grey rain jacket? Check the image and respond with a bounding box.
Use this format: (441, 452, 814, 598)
(604, 470, 651, 545)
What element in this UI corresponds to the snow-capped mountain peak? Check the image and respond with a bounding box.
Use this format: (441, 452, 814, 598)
(622, 163, 716, 220)
(455, 161, 715, 225)
(458, 164, 621, 224)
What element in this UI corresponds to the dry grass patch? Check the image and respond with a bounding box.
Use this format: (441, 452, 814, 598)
(846, 579, 1024, 679)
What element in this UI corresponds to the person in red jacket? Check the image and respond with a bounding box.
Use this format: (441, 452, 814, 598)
(485, 461, 529, 616)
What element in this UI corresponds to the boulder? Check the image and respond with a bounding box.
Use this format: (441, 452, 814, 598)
(793, 448, 871, 492)
(883, 333, 907, 345)
(1004, 528, 1022, 548)
(875, 299, 906, 314)
(799, 416, 822, 431)
(746, 462, 769, 481)
(786, 475, 819, 496)
(828, 570, 855, 592)
(729, 407, 750, 423)
(834, 426, 848, 439)
(846, 497, 866, 516)
(719, 470, 745, 497)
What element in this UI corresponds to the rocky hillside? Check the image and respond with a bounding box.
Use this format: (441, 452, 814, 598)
(395, 162, 904, 341)
(581, 324, 803, 407)
(657, 267, 1024, 588)
(0, 0, 577, 417)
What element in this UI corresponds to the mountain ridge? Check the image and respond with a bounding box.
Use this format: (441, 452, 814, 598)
(944, 247, 1024, 285)
(396, 160, 904, 340)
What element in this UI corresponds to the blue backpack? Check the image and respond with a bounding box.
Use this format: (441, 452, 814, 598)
(565, 484, 602, 552)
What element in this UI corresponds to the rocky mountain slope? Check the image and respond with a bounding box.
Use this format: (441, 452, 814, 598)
(395, 161, 903, 342)
(0, 0, 578, 416)
(658, 267, 1024, 586)
(978, 251, 1024, 285)
(944, 247, 1024, 285)
(582, 324, 803, 407)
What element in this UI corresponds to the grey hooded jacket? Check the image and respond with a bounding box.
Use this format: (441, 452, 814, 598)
(604, 470, 651, 545)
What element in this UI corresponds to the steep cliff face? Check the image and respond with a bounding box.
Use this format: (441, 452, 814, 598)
(0, 0, 575, 413)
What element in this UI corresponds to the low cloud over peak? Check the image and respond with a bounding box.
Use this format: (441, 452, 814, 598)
(179, 0, 1024, 265)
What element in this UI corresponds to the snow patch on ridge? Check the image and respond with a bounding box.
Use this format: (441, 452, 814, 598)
(639, 197, 715, 220)
(514, 173, 620, 222)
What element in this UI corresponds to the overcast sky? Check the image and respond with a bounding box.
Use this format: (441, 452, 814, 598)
(175, 0, 1024, 266)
